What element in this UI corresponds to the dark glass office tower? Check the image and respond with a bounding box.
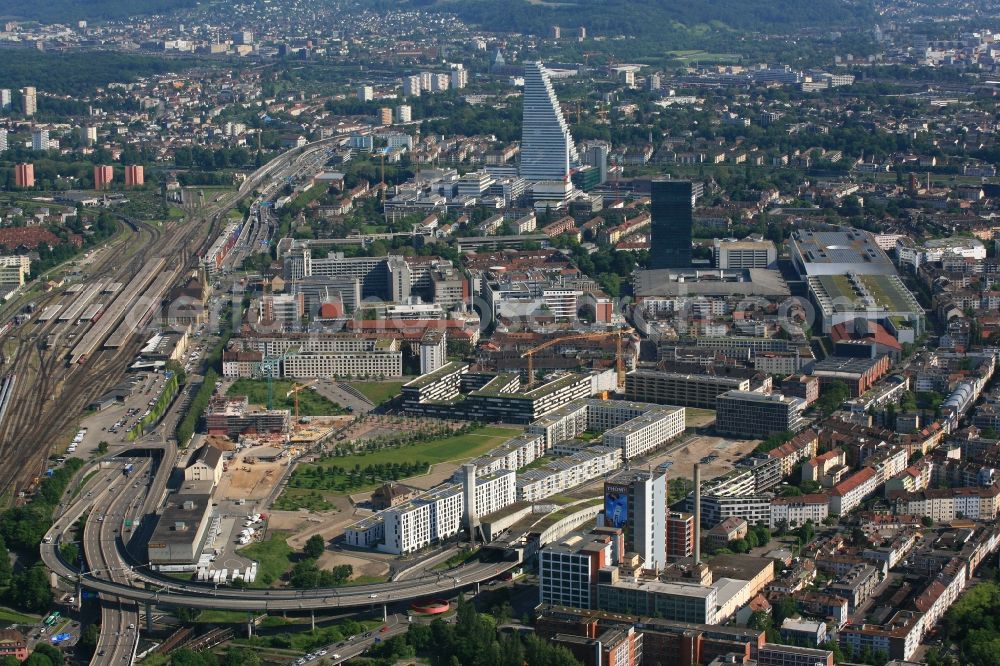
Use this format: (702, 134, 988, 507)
(650, 179, 694, 269)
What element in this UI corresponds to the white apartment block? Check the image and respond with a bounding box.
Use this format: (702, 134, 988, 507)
(529, 401, 589, 448)
(345, 515, 384, 548)
(915, 562, 967, 631)
(895, 486, 1000, 522)
(350, 471, 517, 555)
(602, 407, 685, 459)
(517, 446, 622, 502)
(473, 470, 517, 518)
(384, 486, 463, 554)
(431, 73, 449, 92)
(770, 494, 829, 528)
(403, 76, 421, 97)
(419, 330, 447, 375)
(829, 468, 879, 516)
(280, 350, 403, 379)
(466, 433, 547, 477)
(0, 255, 30, 290)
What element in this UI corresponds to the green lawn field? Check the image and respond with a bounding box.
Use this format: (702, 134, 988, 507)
(276, 425, 522, 502)
(228, 379, 347, 416)
(238, 532, 294, 587)
(325, 425, 521, 469)
(345, 381, 405, 406)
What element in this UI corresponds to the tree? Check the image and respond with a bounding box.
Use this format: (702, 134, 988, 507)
(8, 564, 53, 612)
(77, 624, 99, 655)
(748, 610, 773, 631)
(97, 440, 109, 455)
(221, 648, 261, 666)
(31, 645, 62, 666)
(772, 596, 798, 626)
(303, 534, 326, 559)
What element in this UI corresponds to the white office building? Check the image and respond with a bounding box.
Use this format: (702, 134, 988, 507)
(520, 62, 580, 182)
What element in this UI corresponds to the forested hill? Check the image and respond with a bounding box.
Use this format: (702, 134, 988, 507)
(403, 0, 875, 36)
(0, 0, 196, 23)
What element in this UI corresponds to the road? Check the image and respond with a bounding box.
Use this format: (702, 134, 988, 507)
(44, 443, 516, 612)
(296, 613, 408, 666)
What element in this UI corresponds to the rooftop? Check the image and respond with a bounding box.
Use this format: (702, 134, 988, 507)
(634, 268, 789, 298)
(791, 228, 894, 271)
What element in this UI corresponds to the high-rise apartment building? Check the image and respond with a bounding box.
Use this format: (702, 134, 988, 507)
(22, 86, 36, 116)
(431, 73, 449, 92)
(14, 163, 34, 188)
(396, 105, 412, 123)
(31, 129, 48, 152)
(0, 129, 7, 152)
(520, 62, 580, 183)
(403, 75, 421, 97)
(93, 165, 114, 190)
(80, 125, 97, 146)
(378, 107, 393, 126)
(584, 143, 609, 184)
(649, 179, 698, 269)
(604, 469, 667, 570)
(666, 511, 695, 561)
(125, 165, 144, 188)
(0, 89, 11, 111)
(550, 25, 561, 39)
(451, 67, 468, 89)
(357, 85, 373, 102)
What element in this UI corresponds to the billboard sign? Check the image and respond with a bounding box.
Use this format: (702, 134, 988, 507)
(604, 485, 628, 528)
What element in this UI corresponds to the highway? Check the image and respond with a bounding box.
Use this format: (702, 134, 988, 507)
(43, 443, 516, 613)
(89, 459, 154, 666)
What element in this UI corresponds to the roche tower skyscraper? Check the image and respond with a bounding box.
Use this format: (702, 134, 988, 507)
(520, 61, 580, 183)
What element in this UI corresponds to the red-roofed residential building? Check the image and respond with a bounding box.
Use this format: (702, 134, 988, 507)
(0, 629, 28, 662)
(830, 319, 903, 360)
(767, 429, 819, 477)
(911, 558, 967, 633)
(0, 227, 67, 250)
(770, 493, 830, 528)
(829, 467, 878, 516)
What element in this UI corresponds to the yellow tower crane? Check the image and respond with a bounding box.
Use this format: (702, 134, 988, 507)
(520, 328, 634, 391)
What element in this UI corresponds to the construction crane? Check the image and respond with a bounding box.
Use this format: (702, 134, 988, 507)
(285, 379, 318, 420)
(252, 348, 297, 409)
(520, 328, 634, 391)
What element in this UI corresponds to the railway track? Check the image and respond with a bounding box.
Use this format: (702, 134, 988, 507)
(0, 212, 209, 498)
(0, 143, 311, 499)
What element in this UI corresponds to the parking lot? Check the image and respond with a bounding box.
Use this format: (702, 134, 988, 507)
(70, 371, 173, 457)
